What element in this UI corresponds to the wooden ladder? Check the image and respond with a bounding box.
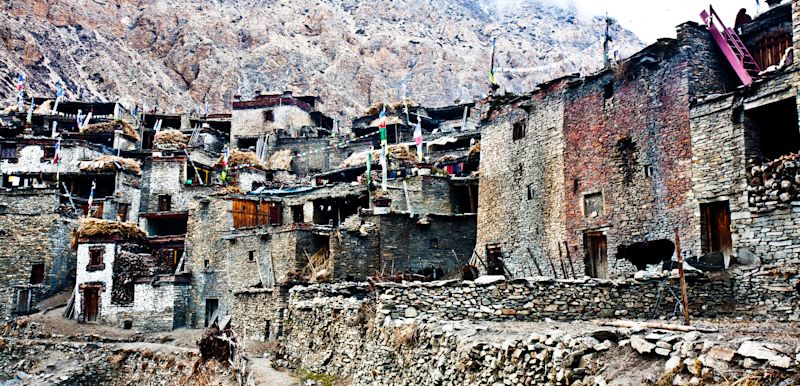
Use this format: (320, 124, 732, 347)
(701, 5, 762, 85)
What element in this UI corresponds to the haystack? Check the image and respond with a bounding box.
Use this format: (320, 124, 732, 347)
(302, 247, 332, 282)
(434, 154, 459, 166)
(268, 149, 293, 170)
(33, 100, 54, 115)
(76, 218, 147, 240)
(1, 105, 18, 115)
(80, 155, 142, 175)
(81, 120, 140, 141)
(364, 100, 417, 116)
(337, 144, 417, 169)
(153, 129, 189, 148)
(216, 149, 265, 170)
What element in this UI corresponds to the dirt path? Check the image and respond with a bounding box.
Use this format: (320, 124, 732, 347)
(248, 357, 299, 386)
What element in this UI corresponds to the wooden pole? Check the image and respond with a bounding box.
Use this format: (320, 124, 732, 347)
(526, 247, 543, 276)
(564, 241, 577, 279)
(544, 250, 560, 279)
(675, 228, 690, 326)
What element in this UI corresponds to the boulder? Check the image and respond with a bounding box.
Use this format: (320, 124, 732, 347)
(631, 335, 656, 354)
(737, 341, 793, 368)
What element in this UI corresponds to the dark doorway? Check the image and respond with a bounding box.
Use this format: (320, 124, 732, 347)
(30, 263, 45, 284)
(485, 244, 505, 276)
(83, 287, 100, 322)
(701, 201, 733, 256)
(584, 232, 608, 279)
(205, 298, 219, 327)
(16, 290, 31, 313)
(744, 98, 800, 160)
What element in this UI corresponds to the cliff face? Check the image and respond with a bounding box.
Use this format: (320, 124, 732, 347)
(0, 0, 642, 119)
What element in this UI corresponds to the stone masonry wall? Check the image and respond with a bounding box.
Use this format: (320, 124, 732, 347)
(375, 265, 800, 323)
(477, 83, 566, 278)
(0, 189, 76, 318)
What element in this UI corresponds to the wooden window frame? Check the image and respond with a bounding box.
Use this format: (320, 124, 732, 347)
(231, 200, 282, 229)
(87, 247, 106, 271)
(158, 195, 172, 212)
(512, 120, 526, 141)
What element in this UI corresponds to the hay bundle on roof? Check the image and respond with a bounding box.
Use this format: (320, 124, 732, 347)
(268, 149, 293, 170)
(33, 100, 54, 115)
(216, 149, 265, 170)
(153, 129, 189, 148)
(76, 218, 147, 240)
(434, 154, 459, 166)
(387, 144, 417, 163)
(79, 155, 142, 175)
(364, 100, 417, 116)
(469, 141, 480, 155)
(81, 120, 140, 141)
(338, 144, 418, 169)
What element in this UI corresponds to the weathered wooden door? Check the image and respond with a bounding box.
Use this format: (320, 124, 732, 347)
(701, 201, 733, 256)
(585, 233, 608, 279)
(83, 288, 99, 322)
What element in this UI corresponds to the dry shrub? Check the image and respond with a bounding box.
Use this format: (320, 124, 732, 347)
(108, 350, 131, 368)
(612, 59, 631, 82)
(81, 120, 140, 141)
(76, 218, 147, 240)
(79, 155, 142, 175)
(392, 322, 418, 348)
(364, 100, 416, 116)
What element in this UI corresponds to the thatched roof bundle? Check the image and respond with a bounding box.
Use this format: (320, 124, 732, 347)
(469, 141, 481, 155)
(76, 218, 147, 240)
(33, 100, 54, 114)
(364, 100, 417, 116)
(79, 155, 142, 175)
(337, 144, 418, 169)
(81, 120, 140, 141)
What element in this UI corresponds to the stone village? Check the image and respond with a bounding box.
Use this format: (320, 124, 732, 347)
(2, 2, 800, 385)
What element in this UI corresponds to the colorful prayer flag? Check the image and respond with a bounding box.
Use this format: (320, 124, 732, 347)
(380, 145, 387, 192)
(26, 97, 34, 124)
(76, 110, 84, 130)
(87, 180, 96, 217)
(53, 138, 61, 164)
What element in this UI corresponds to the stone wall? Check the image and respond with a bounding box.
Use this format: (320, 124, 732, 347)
(0, 140, 104, 175)
(385, 175, 458, 216)
(375, 266, 800, 323)
(272, 280, 800, 386)
(477, 83, 567, 278)
(330, 212, 476, 280)
(0, 189, 76, 318)
(690, 71, 800, 263)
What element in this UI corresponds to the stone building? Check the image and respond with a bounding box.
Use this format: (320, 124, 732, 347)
(72, 219, 190, 331)
(477, 18, 742, 278)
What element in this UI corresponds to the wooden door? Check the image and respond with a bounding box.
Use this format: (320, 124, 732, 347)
(701, 201, 733, 256)
(83, 287, 99, 322)
(16, 290, 30, 313)
(585, 233, 608, 279)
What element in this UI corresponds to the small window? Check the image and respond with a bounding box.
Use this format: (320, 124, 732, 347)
(0, 144, 17, 159)
(430, 238, 439, 248)
(291, 205, 304, 223)
(248, 251, 255, 262)
(644, 164, 654, 178)
(512, 120, 526, 141)
(41, 147, 56, 161)
(30, 263, 45, 284)
(158, 195, 171, 212)
(603, 82, 614, 99)
(263, 110, 274, 122)
(204, 259, 210, 269)
(584, 192, 604, 218)
(88, 247, 105, 270)
(527, 184, 535, 200)
(116, 203, 129, 222)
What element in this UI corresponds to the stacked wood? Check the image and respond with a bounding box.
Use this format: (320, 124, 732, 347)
(267, 149, 293, 170)
(153, 129, 189, 148)
(76, 218, 147, 240)
(746, 153, 800, 210)
(215, 149, 265, 170)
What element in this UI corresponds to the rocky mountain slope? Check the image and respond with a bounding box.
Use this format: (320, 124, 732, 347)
(0, 0, 643, 119)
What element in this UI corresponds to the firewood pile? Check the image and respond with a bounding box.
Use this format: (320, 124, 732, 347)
(746, 153, 800, 210)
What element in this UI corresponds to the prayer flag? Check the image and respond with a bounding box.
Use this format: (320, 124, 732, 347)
(366, 147, 372, 188)
(87, 180, 96, 217)
(380, 145, 387, 192)
(53, 138, 61, 164)
(413, 120, 423, 162)
(26, 97, 34, 124)
(379, 104, 388, 146)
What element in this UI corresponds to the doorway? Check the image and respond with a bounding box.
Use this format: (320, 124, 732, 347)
(205, 298, 219, 327)
(83, 287, 100, 322)
(584, 232, 608, 279)
(485, 244, 505, 276)
(16, 289, 31, 313)
(701, 201, 733, 256)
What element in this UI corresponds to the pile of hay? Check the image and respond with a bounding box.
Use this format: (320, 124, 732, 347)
(267, 149, 293, 170)
(469, 141, 481, 156)
(81, 120, 140, 141)
(364, 100, 417, 116)
(153, 129, 189, 148)
(80, 155, 142, 175)
(216, 149, 265, 170)
(33, 100, 54, 115)
(338, 144, 418, 169)
(301, 247, 332, 282)
(434, 154, 459, 166)
(0, 105, 18, 115)
(76, 218, 147, 240)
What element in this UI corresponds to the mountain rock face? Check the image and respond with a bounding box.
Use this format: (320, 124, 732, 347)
(0, 0, 643, 119)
